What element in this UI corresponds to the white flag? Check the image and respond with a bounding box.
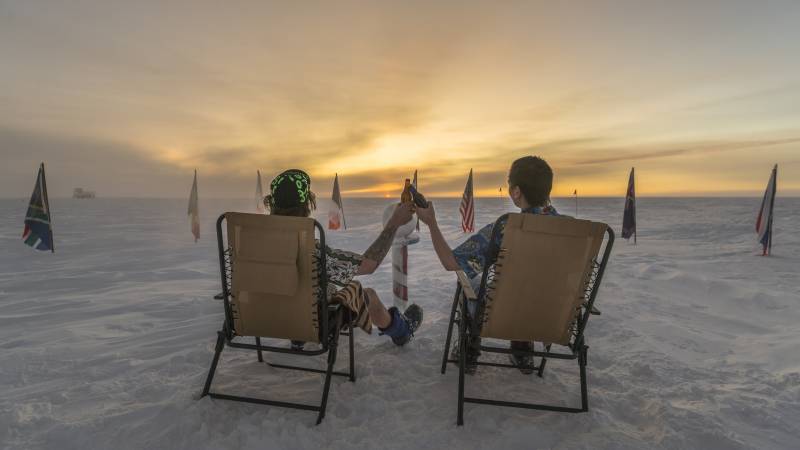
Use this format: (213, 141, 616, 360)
(188, 170, 199, 242)
(329, 173, 346, 230)
(255, 170, 265, 213)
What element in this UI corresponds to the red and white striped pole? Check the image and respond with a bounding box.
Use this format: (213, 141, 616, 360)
(392, 244, 409, 310)
(383, 203, 419, 311)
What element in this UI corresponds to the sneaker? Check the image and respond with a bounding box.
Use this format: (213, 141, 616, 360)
(508, 341, 535, 375)
(401, 303, 423, 335)
(380, 304, 424, 346)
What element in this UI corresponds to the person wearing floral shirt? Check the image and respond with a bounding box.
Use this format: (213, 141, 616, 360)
(264, 169, 424, 349)
(416, 156, 559, 374)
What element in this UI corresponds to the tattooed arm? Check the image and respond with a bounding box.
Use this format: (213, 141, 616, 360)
(357, 203, 414, 275)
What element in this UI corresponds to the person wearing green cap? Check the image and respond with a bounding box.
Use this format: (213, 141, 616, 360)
(264, 169, 424, 347)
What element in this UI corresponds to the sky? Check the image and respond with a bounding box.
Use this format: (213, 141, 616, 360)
(1, 0, 799, 198)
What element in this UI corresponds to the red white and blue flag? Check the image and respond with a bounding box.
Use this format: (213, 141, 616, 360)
(329, 173, 346, 230)
(412, 169, 419, 230)
(22, 163, 54, 252)
(756, 164, 777, 256)
(460, 169, 474, 233)
(621, 167, 636, 243)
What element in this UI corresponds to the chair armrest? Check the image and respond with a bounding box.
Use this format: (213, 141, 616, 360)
(456, 270, 478, 300)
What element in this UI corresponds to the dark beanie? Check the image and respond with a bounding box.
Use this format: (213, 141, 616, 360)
(270, 169, 311, 209)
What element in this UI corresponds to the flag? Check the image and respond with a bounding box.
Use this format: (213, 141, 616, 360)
(329, 173, 346, 230)
(756, 164, 777, 255)
(460, 169, 475, 233)
(621, 167, 636, 243)
(188, 170, 200, 242)
(22, 163, 54, 252)
(255, 170, 265, 213)
(412, 169, 419, 230)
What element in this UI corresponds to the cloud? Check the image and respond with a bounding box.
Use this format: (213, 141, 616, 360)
(573, 137, 800, 166)
(3, 2, 800, 197)
(0, 126, 186, 197)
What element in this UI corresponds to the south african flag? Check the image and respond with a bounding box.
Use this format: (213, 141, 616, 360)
(22, 163, 54, 252)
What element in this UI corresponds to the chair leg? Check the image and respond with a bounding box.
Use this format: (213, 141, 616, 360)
(317, 314, 342, 425)
(442, 285, 461, 374)
(537, 343, 552, 378)
(316, 339, 338, 424)
(579, 345, 589, 412)
(348, 317, 356, 382)
(202, 331, 225, 397)
(255, 337, 264, 363)
(456, 312, 467, 425)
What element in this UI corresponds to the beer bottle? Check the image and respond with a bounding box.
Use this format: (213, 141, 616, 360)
(401, 178, 413, 205)
(409, 184, 427, 208)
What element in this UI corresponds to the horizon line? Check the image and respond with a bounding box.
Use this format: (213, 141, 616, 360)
(3, 194, 799, 200)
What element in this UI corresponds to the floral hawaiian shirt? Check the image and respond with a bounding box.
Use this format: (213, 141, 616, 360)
(453, 205, 560, 280)
(314, 242, 364, 300)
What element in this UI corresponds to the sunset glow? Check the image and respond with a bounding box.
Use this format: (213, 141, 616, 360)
(1, 1, 799, 197)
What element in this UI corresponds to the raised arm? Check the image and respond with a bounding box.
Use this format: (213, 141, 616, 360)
(415, 201, 460, 271)
(356, 202, 415, 275)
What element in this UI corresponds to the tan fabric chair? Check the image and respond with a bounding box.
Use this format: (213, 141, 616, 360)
(481, 213, 606, 344)
(201, 212, 356, 425)
(440, 213, 614, 424)
(227, 212, 319, 342)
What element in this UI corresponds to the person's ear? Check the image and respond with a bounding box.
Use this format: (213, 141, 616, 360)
(308, 191, 317, 210)
(264, 195, 274, 212)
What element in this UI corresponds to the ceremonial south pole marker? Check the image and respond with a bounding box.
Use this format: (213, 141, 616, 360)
(382, 204, 419, 311)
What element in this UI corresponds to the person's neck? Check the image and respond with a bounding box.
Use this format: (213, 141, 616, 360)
(520, 203, 546, 212)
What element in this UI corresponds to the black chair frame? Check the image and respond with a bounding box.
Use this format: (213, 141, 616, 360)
(439, 214, 614, 424)
(201, 213, 356, 425)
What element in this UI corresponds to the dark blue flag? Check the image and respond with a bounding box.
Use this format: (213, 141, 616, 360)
(622, 167, 636, 243)
(755, 164, 777, 255)
(22, 163, 54, 252)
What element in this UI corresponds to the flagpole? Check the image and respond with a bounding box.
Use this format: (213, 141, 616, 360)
(574, 190, 578, 217)
(40, 162, 55, 253)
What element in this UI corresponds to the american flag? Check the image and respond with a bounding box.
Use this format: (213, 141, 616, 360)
(460, 169, 474, 233)
(756, 164, 777, 255)
(22, 162, 54, 252)
(329, 173, 346, 230)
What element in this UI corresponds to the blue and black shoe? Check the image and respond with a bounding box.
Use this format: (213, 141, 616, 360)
(380, 304, 423, 346)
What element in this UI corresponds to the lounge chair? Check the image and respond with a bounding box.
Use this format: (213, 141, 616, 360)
(440, 213, 614, 425)
(201, 212, 356, 424)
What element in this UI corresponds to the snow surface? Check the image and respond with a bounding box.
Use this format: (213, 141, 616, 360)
(1, 197, 798, 449)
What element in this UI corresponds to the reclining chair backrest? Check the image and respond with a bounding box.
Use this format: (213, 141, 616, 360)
(225, 212, 320, 343)
(480, 213, 607, 346)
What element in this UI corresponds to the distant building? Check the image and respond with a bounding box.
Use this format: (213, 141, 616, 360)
(73, 188, 96, 199)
